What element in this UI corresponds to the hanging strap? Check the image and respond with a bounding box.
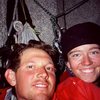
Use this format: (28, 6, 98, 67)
(7, 0, 18, 36)
(19, 0, 27, 21)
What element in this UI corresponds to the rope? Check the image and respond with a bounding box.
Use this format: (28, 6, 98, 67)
(33, 0, 59, 35)
(33, 0, 62, 54)
(34, 0, 54, 17)
(33, 0, 61, 42)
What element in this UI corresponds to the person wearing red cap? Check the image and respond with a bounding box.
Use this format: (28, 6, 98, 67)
(53, 22, 100, 100)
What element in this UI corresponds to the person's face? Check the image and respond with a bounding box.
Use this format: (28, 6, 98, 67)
(66, 44, 100, 83)
(13, 48, 56, 100)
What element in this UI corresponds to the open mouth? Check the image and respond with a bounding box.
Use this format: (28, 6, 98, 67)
(35, 84, 47, 88)
(81, 68, 94, 73)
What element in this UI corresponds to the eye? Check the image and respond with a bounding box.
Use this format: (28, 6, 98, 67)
(27, 65, 33, 68)
(26, 63, 35, 70)
(70, 52, 81, 58)
(46, 65, 56, 73)
(92, 50, 100, 54)
(90, 49, 100, 56)
(72, 53, 80, 57)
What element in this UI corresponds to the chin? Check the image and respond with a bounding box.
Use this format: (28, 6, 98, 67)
(82, 78, 95, 83)
(34, 94, 50, 100)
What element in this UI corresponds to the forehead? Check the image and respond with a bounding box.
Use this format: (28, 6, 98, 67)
(69, 44, 99, 53)
(20, 48, 52, 61)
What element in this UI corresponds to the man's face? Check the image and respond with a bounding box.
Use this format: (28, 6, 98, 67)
(67, 44, 100, 83)
(14, 48, 56, 100)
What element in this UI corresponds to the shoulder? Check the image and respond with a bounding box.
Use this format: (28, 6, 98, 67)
(56, 77, 81, 95)
(56, 77, 82, 89)
(0, 87, 9, 100)
(54, 77, 100, 100)
(56, 77, 99, 92)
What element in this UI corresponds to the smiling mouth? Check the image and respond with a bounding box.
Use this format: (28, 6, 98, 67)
(81, 68, 94, 73)
(35, 84, 47, 88)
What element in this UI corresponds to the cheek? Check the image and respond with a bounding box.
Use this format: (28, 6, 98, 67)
(89, 57, 100, 67)
(69, 60, 79, 69)
(92, 58, 100, 64)
(15, 72, 34, 94)
(16, 71, 35, 85)
(49, 73, 56, 85)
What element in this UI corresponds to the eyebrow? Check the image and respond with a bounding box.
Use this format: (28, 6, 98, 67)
(90, 46, 100, 50)
(68, 46, 100, 55)
(68, 50, 80, 56)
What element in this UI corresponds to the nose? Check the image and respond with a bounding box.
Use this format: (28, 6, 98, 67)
(37, 67, 49, 80)
(82, 55, 92, 66)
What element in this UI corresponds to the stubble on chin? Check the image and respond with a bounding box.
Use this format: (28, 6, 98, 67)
(33, 94, 51, 100)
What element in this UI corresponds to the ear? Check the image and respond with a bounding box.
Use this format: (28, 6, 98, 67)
(5, 69, 16, 86)
(66, 61, 71, 69)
